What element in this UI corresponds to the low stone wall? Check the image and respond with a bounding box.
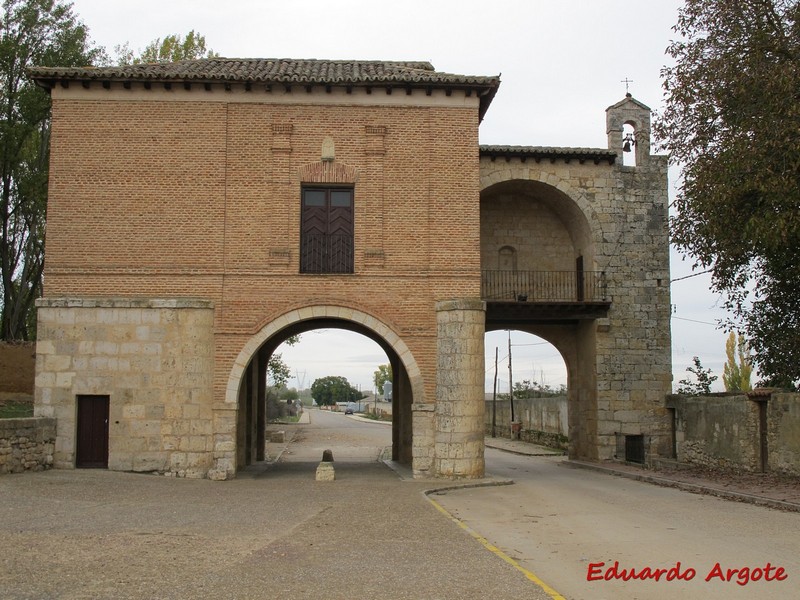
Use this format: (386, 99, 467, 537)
(0, 417, 56, 474)
(485, 396, 568, 450)
(666, 392, 800, 476)
(767, 393, 800, 475)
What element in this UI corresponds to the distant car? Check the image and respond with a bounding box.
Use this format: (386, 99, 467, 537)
(344, 407, 354, 415)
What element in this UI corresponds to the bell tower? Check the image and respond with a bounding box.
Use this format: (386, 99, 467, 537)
(606, 93, 652, 166)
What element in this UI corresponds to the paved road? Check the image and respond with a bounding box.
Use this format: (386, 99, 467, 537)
(437, 448, 800, 600)
(278, 408, 391, 462)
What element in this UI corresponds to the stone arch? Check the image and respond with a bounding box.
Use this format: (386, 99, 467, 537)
(225, 304, 423, 407)
(479, 168, 605, 461)
(480, 178, 598, 275)
(622, 122, 638, 167)
(215, 304, 426, 478)
(479, 169, 602, 266)
(484, 321, 597, 460)
(298, 160, 359, 184)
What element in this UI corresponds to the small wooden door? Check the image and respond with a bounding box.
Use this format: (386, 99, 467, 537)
(76, 395, 109, 468)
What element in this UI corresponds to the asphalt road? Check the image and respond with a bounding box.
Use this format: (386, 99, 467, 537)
(437, 448, 800, 600)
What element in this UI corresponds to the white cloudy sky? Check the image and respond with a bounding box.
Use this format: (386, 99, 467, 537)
(68, 0, 730, 392)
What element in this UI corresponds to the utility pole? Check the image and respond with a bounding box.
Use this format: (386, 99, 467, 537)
(492, 346, 498, 438)
(508, 330, 515, 423)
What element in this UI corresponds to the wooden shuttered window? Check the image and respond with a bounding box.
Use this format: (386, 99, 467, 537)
(300, 187, 354, 273)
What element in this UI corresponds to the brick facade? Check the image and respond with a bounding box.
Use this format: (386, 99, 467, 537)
(32, 61, 672, 478)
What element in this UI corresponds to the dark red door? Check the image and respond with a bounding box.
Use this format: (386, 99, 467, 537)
(76, 395, 109, 468)
(300, 188, 354, 273)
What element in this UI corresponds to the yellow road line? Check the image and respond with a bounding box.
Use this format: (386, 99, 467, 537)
(427, 495, 568, 600)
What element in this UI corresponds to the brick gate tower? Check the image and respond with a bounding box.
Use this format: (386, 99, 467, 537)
(29, 60, 671, 479)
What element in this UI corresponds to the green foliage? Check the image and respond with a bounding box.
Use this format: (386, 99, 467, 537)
(499, 379, 566, 400)
(115, 30, 217, 65)
(267, 353, 291, 388)
(676, 356, 718, 395)
(266, 335, 300, 388)
(373, 363, 392, 394)
(278, 387, 299, 401)
(310, 375, 364, 406)
(0, 0, 101, 340)
(723, 332, 753, 392)
(655, 0, 800, 386)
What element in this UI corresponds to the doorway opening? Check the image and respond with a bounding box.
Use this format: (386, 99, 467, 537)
(231, 315, 419, 474)
(484, 330, 569, 451)
(271, 329, 390, 421)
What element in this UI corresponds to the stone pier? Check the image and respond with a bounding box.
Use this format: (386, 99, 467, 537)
(434, 299, 486, 478)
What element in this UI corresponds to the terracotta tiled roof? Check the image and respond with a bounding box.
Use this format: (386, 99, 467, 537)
(480, 145, 617, 164)
(28, 58, 501, 118)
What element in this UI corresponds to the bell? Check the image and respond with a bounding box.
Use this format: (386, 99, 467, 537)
(622, 140, 632, 153)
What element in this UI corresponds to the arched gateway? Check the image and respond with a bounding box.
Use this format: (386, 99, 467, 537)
(222, 305, 425, 478)
(31, 59, 672, 479)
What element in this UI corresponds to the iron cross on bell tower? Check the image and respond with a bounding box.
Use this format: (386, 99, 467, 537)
(621, 77, 634, 96)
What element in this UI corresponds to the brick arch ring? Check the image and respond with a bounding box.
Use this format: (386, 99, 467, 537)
(224, 305, 425, 406)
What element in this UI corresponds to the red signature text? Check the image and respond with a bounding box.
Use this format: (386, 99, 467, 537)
(704, 562, 787, 586)
(587, 561, 788, 586)
(587, 561, 695, 582)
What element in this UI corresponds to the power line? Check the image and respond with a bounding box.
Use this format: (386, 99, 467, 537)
(672, 315, 719, 326)
(671, 268, 713, 283)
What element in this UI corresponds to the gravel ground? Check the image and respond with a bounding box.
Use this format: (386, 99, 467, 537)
(0, 419, 552, 600)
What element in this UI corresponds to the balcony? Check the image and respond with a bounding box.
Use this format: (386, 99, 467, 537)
(481, 270, 610, 324)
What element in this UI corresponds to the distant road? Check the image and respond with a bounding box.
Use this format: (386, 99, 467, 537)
(283, 408, 391, 463)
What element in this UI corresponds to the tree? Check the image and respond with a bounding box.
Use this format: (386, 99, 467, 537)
(499, 379, 567, 401)
(654, 0, 800, 386)
(723, 332, 753, 392)
(373, 363, 392, 395)
(0, 0, 101, 340)
(310, 375, 364, 407)
(114, 30, 216, 65)
(265, 335, 300, 420)
(676, 356, 718, 395)
(266, 335, 300, 388)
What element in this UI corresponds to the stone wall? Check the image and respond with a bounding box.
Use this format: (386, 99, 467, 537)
(0, 418, 55, 474)
(35, 298, 215, 477)
(485, 396, 568, 450)
(766, 393, 800, 475)
(667, 393, 800, 476)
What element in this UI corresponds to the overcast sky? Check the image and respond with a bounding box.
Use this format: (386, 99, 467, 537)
(67, 0, 730, 393)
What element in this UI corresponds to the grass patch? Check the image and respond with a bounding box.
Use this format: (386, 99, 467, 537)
(270, 414, 301, 424)
(0, 401, 34, 419)
(359, 412, 392, 422)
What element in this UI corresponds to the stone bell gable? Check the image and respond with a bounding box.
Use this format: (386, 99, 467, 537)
(28, 58, 671, 479)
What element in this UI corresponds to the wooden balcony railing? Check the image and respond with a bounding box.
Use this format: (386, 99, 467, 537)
(481, 270, 608, 303)
(300, 233, 354, 274)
